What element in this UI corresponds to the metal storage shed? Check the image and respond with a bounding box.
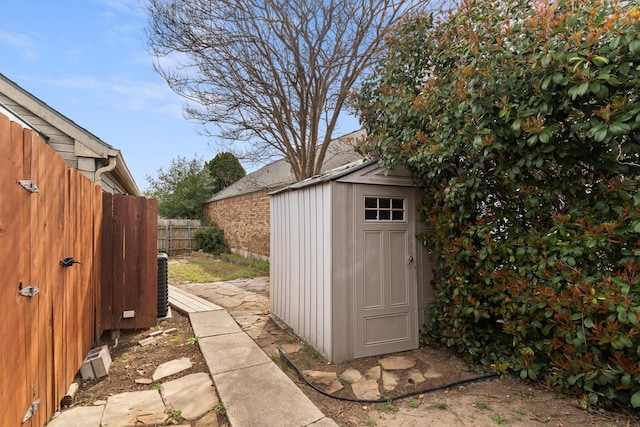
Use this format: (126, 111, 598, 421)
(270, 160, 435, 363)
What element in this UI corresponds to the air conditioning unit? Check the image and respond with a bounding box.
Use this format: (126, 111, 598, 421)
(157, 253, 169, 318)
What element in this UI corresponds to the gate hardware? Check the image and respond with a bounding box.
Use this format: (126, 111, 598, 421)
(22, 398, 40, 423)
(18, 282, 40, 298)
(61, 257, 81, 267)
(18, 180, 39, 193)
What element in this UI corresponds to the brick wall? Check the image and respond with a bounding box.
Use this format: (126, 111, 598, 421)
(203, 190, 271, 257)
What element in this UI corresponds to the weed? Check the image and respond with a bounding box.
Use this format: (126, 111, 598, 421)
(168, 337, 180, 343)
(409, 399, 420, 409)
(186, 336, 200, 345)
(375, 400, 399, 414)
(271, 354, 288, 372)
(213, 402, 226, 416)
(490, 413, 508, 426)
(427, 403, 448, 410)
(365, 418, 376, 426)
(167, 409, 182, 421)
(474, 401, 491, 410)
(153, 384, 162, 391)
(337, 375, 351, 385)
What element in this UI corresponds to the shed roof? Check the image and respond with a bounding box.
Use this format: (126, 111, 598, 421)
(205, 129, 365, 202)
(0, 73, 140, 196)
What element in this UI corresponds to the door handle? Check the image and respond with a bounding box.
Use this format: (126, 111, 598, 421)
(408, 255, 414, 264)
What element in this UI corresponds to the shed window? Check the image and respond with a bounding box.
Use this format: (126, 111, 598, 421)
(364, 197, 404, 221)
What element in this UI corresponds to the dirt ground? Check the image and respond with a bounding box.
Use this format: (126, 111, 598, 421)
(74, 310, 230, 426)
(73, 255, 639, 427)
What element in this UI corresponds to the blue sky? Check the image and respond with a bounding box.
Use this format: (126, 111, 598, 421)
(0, 0, 360, 191)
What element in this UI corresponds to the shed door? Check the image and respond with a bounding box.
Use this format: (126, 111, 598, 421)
(354, 185, 418, 358)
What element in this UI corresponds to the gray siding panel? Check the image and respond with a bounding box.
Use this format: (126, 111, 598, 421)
(270, 183, 334, 359)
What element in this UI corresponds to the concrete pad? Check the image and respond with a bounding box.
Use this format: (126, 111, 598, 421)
(162, 373, 218, 420)
(199, 332, 271, 374)
(46, 405, 104, 427)
(152, 357, 192, 381)
(101, 390, 167, 427)
(214, 362, 326, 427)
(189, 310, 242, 337)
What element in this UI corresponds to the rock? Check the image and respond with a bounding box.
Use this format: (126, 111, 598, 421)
(161, 373, 217, 420)
(406, 369, 426, 385)
(302, 370, 343, 394)
(379, 356, 417, 370)
(382, 371, 399, 392)
(152, 357, 192, 381)
(135, 378, 153, 385)
(351, 379, 381, 400)
(340, 368, 363, 384)
(365, 366, 381, 380)
(423, 369, 443, 379)
(195, 412, 220, 426)
(138, 337, 159, 347)
(280, 343, 303, 354)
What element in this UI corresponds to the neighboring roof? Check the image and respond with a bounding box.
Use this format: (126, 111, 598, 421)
(205, 129, 365, 202)
(0, 73, 141, 196)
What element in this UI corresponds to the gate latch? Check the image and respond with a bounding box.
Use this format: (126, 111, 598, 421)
(61, 257, 81, 267)
(18, 284, 40, 298)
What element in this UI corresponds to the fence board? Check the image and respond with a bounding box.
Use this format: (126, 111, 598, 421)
(0, 119, 31, 426)
(101, 194, 158, 330)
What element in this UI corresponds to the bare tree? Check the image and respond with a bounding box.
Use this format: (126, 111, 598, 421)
(145, 0, 436, 181)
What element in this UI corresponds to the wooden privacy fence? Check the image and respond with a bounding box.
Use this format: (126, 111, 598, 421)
(157, 218, 203, 255)
(0, 114, 157, 427)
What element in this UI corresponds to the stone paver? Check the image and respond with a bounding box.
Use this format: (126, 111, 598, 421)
(365, 366, 381, 380)
(152, 357, 192, 381)
(101, 390, 166, 427)
(379, 355, 417, 370)
(302, 370, 344, 394)
(407, 369, 426, 385)
(382, 370, 399, 391)
(213, 362, 333, 427)
(341, 368, 364, 384)
(46, 405, 104, 427)
(352, 379, 381, 401)
(162, 373, 218, 420)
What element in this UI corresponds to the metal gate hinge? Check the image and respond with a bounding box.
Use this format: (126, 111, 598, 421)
(22, 398, 40, 423)
(19, 285, 40, 298)
(18, 180, 39, 193)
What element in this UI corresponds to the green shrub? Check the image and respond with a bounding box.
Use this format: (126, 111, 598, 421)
(357, 0, 640, 410)
(195, 224, 229, 254)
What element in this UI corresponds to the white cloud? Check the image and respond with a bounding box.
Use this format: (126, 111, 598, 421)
(0, 30, 37, 59)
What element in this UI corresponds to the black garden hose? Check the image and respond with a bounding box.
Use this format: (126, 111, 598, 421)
(277, 345, 501, 404)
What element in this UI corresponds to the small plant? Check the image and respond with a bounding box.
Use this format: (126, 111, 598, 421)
(375, 400, 398, 413)
(474, 401, 491, 410)
(167, 408, 182, 421)
(213, 402, 226, 416)
(186, 336, 200, 345)
(153, 384, 162, 391)
(409, 399, 420, 409)
(337, 375, 351, 385)
(427, 403, 448, 410)
(490, 413, 508, 426)
(365, 418, 376, 427)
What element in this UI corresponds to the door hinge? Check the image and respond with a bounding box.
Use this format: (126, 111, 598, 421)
(22, 398, 40, 423)
(18, 284, 40, 298)
(18, 180, 39, 193)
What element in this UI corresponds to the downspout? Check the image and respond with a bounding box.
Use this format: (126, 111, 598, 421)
(95, 156, 117, 186)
